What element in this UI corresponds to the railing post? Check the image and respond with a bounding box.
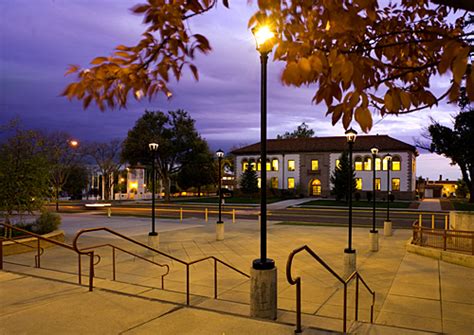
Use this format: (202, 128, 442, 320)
(296, 279, 302, 334)
(205, 208, 208, 223)
(355, 275, 359, 321)
(343, 283, 347, 334)
(431, 214, 435, 229)
(443, 230, 447, 251)
(214, 258, 218, 299)
(232, 209, 236, 224)
(0, 239, 3, 270)
(36, 238, 41, 268)
(420, 227, 423, 246)
(89, 252, 94, 291)
(445, 215, 449, 230)
(112, 247, 116, 281)
(419, 214, 422, 227)
(78, 254, 82, 285)
(180, 208, 183, 223)
(186, 264, 190, 305)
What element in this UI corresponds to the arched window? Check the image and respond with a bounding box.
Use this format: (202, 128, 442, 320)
(363, 156, 372, 171)
(242, 159, 249, 171)
(310, 179, 321, 196)
(271, 158, 279, 171)
(257, 159, 261, 171)
(392, 156, 401, 171)
(249, 159, 256, 171)
(354, 156, 363, 171)
(382, 156, 390, 170)
(266, 159, 271, 171)
(375, 157, 381, 171)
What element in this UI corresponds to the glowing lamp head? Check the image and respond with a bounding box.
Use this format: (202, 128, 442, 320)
(69, 140, 79, 147)
(216, 149, 225, 158)
(370, 146, 379, 155)
(148, 142, 159, 152)
(252, 25, 275, 53)
(345, 128, 358, 144)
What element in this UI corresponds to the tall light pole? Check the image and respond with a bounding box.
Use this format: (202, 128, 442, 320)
(344, 128, 357, 278)
(370, 146, 379, 252)
(384, 153, 393, 237)
(216, 149, 224, 224)
(250, 24, 277, 320)
(148, 142, 159, 237)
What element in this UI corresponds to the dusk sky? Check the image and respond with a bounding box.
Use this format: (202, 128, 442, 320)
(0, 0, 463, 180)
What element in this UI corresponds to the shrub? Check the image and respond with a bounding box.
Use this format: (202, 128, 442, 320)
(366, 191, 372, 202)
(354, 192, 361, 201)
(35, 211, 61, 234)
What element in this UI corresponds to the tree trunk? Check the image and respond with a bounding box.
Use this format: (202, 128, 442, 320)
(197, 185, 201, 197)
(56, 188, 59, 212)
(163, 176, 171, 202)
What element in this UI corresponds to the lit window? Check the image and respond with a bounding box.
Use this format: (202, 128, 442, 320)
(336, 159, 341, 169)
(250, 160, 256, 171)
(375, 157, 381, 171)
(355, 178, 362, 190)
(364, 157, 372, 171)
(242, 161, 249, 171)
(311, 160, 319, 171)
(257, 178, 261, 189)
(392, 178, 400, 191)
(271, 177, 278, 189)
(288, 160, 295, 171)
(392, 156, 401, 171)
(266, 160, 271, 171)
(257, 159, 261, 171)
(354, 157, 363, 171)
(288, 177, 295, 189)
(272, 159, 279, 171)
(375, 178, 381, 191)
(382, 157, 390, 170)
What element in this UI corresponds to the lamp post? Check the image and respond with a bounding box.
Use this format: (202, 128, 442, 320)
(384, 153, 393, 236)
(216, 149, 225, 224)
(344, 128, 357, 278)
(250, 24, 277, 320)
(370, 146, 379, 252)
(148, 143, 159, 237)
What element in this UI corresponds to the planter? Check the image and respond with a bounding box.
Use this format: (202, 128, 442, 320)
(2, 230, 65, 256)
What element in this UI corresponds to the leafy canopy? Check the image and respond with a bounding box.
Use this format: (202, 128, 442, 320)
(330, 151, 357, 202)
(277, 122, 315, 139)
(240, 168, 259, 194)
(63, 1, 474, 132)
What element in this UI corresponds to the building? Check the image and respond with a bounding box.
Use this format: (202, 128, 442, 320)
(420, 175, 458, 198)
(231, 135, 417, 200)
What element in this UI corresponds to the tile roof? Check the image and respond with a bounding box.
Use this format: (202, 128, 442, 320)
(231, 135, 417, 155)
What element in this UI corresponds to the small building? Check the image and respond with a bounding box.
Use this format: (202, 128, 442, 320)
(422, 175, 458, 198)
(231, 135, 417, 200)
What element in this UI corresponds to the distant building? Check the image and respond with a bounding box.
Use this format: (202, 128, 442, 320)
(421, 175, 458, 198)
(231, 135, 417, 200)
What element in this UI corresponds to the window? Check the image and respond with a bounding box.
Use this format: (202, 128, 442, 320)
(257, 178, 261, 189)
(363, 157, 372, 171)
(288, 160, 295, 171)
(311, 159, 319, 171)
(382, 156, 390, 171)
(266, 159, 271, 171)
(310, 179, 321, 196)
(271, 177, 278, 189)
(249, 160, 256, 171)
(242, 160, 249, 171)
(392, 156, 401, 171)
(336, 159, 341, 169)
(271, 158, 279, 171)
(355, 178, 363, 190)
(375, 178, 381, 191)
(288, 177, 295, 189)
(375, 157, 381, 171)
(392, 178, 400, 191)
(257, 160, 261, 171)
(354, 157, 363, 171)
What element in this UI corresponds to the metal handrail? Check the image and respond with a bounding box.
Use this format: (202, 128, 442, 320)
(73, 227, 249, 305)
(286, 245, 375, 334)
(0, 235, 45, 268)
(81, 243, 170, 289)
(0, 222, 95, 291)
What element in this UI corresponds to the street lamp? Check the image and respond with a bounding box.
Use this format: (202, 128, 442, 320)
(250, 23, 277, 320)
(344, 128, 357, 277)
(148, 142, 159, 237)
(384, 153, 393, 236)
(216, 149, 225, 224)
(370, 146, 379, 252)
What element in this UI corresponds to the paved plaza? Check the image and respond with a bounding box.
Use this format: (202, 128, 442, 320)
(1, 211, 473, 334)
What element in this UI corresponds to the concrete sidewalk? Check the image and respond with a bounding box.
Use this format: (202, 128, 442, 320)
(1, 213, 473, 334)
(418, 199, 442, 211)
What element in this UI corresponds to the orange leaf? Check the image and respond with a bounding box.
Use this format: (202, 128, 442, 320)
(355, 107, 372, 132)
(91, 57, 108, 65)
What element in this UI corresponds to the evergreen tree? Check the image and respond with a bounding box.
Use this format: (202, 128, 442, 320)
(240, 168, 259, 195)
(330, 151, 357, 202)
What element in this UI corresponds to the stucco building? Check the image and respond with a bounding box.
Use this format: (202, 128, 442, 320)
(231, 135, 417, 200)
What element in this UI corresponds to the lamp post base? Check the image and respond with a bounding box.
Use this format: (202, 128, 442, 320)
(343, 249, 356, 279)
(369, 230, 379, 252)
(147, 233, 159, 257)
(216, 223, 224, 241)
(384, 220, 392, 237)
(250, 265, 277, 320)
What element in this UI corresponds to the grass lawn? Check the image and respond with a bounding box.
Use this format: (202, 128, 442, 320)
(300, 199, 412, 208)
(170, 196, 289, 204)
(450, 200, 474, 211)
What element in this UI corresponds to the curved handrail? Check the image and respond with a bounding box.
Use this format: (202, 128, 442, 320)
(286, 245, 375, 334)
(81, 243, 170, 289)
(0, 222, 95, 290)
(72, 227, 249, 304)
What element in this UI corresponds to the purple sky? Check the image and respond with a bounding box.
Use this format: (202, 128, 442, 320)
(0, 0, 463, 180)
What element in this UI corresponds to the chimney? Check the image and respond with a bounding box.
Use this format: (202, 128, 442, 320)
(439, 174, 442, 181)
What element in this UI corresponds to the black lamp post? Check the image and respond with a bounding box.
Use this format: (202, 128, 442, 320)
(252, 25, 275, 271)
(216, 149, 225, 224)
(148, 142, 159, 236)
(385, 153, 393, 222)
(345, 128, 357, 254)
(370, 146, 379, 234)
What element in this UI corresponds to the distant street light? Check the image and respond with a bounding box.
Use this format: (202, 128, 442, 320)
(148, 142, 159, 236)
(216, 149, 225, 224)
(250, 23, 277, 320)
(370, 146, 379, 252)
